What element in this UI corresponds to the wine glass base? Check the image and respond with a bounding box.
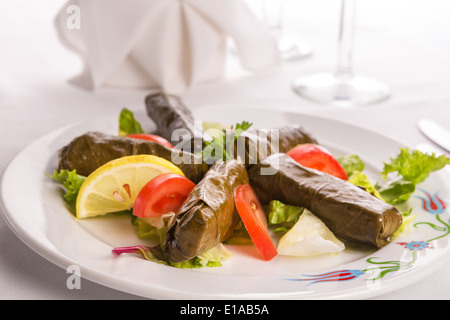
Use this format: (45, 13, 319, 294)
(292, 73, 390, 107)
(277, 35, 313, 61)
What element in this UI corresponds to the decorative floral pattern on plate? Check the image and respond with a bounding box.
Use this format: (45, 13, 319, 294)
(288, 189, 448, 286)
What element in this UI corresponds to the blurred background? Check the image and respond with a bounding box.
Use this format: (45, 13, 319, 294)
(2, 0, 450, 111)
(2, 0, 449, 123)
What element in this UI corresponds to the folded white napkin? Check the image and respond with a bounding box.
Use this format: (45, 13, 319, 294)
(55, 0, 281, 93)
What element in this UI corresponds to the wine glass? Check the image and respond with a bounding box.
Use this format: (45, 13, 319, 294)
(292, 0, 390, 107)
(262, 0, 313, 61)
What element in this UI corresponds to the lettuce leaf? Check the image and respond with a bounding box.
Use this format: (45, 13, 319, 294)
(132, 216, 163, 240)
(203, 121, 252, 163)
(338, 154, 365, 177)
(50, 169, 86, 212)
(393, 208, 417, 239)
(347, 171, 383, 200)
(267, 200, 304, 234)
(118, 108, 145, 137)
(381, 148, 450, 185)
(169, 244, 233, 269)
(202, 121, 229, 132)
(194, 243, 234, 267)
(378, 148, 450, 204)
(376, 178, 416, 205)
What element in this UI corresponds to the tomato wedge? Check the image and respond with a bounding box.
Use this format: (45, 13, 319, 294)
(127, 133, 174, 149)
(234, 184, 277, 261)
(287, 144, 348, 180)
(133, 173, 195, 218)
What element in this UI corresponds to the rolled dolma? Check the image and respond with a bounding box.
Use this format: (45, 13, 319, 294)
(248, 153, 403, 248)
(164, 159, 249, 263)
(274, 125, 319, 153)
(145, 92, 205, 153)
(236, 125, 319, 166)
(58, 131, 209, 183)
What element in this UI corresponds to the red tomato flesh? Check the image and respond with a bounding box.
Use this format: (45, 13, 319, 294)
(287, 144, 348, 180)
(133, 173, 195, 218)
(127, 133, 174, 149)
(235, 184, 278, 261)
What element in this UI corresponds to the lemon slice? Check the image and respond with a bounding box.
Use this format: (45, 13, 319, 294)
(277, 209, 345, 257)
(76, 155, 184, 219)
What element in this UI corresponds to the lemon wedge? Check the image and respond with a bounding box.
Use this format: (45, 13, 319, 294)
(76, 155, 184, 219)
(277, 209, 345, 257)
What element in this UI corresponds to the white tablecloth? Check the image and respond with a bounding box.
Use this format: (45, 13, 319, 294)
(1, 0, 449, 300)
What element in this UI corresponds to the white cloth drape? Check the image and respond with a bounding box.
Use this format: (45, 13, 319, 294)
(54, 0, 281, 93)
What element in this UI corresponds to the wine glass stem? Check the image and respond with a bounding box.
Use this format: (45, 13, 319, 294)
(335, 0, 356, 80)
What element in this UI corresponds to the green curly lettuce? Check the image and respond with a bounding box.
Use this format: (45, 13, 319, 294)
(50, 169, 86, 212)
(202, 121, 252, 163)
(118, 108, 145, 137)
(338, 154, 365, 177)
(342, 149, 450, 205)
(378, 148, 450, 204)
(381, 148, 450, 185)
(347, 171, 383, 200)
(267, 200, 304, 234)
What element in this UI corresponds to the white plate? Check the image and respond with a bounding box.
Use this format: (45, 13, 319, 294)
(1, 105, 450, 300)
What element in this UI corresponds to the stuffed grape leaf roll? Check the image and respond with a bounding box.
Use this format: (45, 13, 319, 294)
(248, 153, 403, 248)
(58, 131, 209, 183)
(271, 125, 319, 153)
(235, 125, 319, 166)
(164, 158, 249, 263)
(145, 92, 205, 153)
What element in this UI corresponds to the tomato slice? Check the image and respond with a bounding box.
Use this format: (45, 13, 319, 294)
(127, 133, 174, 149)
(133, 173, 195, 218)
(234, 184, 277, 261)
(287, 144, 348, 180)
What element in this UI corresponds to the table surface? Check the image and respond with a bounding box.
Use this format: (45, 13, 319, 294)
(1, 0, 449, 300)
